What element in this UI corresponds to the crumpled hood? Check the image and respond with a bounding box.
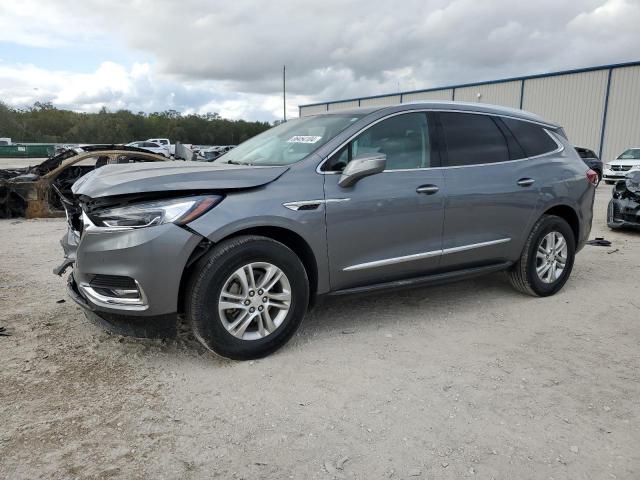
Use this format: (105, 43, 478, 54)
(72, 161, 289, 198)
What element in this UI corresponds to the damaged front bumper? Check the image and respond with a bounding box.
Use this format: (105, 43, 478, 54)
(607, 173, 640, 230)
(66, 275, 178, 338)
(607, 197, 640, 230)
(61, 222, 203, 338)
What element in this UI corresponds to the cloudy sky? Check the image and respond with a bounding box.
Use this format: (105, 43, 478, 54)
(0, 0, 638, 121)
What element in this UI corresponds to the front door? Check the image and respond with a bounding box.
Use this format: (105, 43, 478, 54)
(322, 112, 445, 291)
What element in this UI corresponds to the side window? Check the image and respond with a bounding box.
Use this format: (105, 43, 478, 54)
(325, 112, 431, 171)
(439, 112, 509, 166)
(501, 118, 559, 158)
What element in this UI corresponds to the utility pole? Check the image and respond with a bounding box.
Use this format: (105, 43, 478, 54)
(283, 65, 287, 122)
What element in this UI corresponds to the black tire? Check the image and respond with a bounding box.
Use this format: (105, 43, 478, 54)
(607, 199, 624, 230)
(508, 215, 576, 297)
(185, 235, 309, 360)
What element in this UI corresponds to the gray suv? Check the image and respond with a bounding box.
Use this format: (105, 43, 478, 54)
(58, 102, 596, 359)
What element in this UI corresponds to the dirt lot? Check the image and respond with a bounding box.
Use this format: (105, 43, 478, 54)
(0, 157, 48, 169)
(1, 186, 639, 479)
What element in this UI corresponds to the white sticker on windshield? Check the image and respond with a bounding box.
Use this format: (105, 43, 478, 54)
(287, 135, 322, 144)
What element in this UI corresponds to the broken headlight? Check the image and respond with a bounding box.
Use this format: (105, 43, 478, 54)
(89, 195, 222, 229)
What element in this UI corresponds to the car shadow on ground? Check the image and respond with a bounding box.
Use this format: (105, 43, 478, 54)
(105, 271, 543, 366)
(301, 271, 519, 336)
(90, 271, 517, 365)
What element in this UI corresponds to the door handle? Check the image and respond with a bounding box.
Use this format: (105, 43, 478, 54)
(517, 178, 535, 187)
(416, 185, 439, 195)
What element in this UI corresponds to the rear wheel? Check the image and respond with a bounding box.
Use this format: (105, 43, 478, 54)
(186, 235, 309, 360)
(508, 215, 575, 297)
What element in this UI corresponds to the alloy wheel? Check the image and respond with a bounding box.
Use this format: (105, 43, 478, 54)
(535, 231, 568, 284)
(218, 262, 291, 340)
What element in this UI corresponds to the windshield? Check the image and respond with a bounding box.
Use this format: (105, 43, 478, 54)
(618, 149, 640, 160)
(215, 114, 363, 166)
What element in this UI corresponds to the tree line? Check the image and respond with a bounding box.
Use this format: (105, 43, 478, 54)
(0, 102, 272, 145)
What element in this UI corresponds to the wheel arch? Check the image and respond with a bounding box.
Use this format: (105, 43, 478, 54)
(542, 204, 580, 244)
(178, 225, 319, 313)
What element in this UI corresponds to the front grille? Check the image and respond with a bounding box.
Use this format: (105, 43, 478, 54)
(611, 165, 632, 172)
(89, 274, 137, 290)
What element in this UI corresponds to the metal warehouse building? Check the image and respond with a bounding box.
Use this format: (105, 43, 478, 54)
(298, 61, 640, 162)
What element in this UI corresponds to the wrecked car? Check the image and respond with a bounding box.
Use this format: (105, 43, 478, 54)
(0, 145, 168, 219)
(607, 171, 640, 230)
(56, 102, 595, 360)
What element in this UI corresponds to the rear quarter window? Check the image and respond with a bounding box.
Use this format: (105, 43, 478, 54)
(502, 118, 559, 158)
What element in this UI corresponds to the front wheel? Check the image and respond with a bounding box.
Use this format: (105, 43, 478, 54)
(508, 215, 575, 297)
(186, 235, 309, 360)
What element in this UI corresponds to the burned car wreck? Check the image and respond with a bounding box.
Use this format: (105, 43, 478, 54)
(607, 171, 640, 230)
(0, 145, 167, 219)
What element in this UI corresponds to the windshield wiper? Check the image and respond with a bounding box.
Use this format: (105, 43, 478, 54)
(223, 159, 255, 166)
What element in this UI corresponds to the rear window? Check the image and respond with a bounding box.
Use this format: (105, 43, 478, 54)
(502, 118, 559, 158)
(439, 112, 509, 166)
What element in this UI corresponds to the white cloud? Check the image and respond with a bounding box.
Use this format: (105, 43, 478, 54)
(0, 1, 102, 47)
(0, 0, 639, 120)
(0, 60, 306, 120)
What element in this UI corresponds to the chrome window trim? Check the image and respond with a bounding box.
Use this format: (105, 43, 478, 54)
(317, 109, 563, 174)
(343, 237, 511, 272)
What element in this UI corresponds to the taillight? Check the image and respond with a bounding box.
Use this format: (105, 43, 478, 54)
(586, 169, 598, 186)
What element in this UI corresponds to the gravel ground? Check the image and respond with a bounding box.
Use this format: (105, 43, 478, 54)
(1, 186, 639, 479)
(0, 157, 48, 169)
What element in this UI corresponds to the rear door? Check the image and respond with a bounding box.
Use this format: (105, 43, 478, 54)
(434, 111, 543, 269)
(323, 112, 445, 290)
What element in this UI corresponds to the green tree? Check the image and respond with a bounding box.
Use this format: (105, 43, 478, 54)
(0, 102, 271, 145)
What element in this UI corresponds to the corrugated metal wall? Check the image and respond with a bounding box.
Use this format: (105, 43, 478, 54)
(454, 80, 521, 108)
(299, 103, 328, 116)
(600, 65, 640, 161)
(298, 62, 640, 161)
(327, 100, 360, 111)
(359, 94, 401, 107)
(522, 70, 608, 152)
(403, 89, 453, 102)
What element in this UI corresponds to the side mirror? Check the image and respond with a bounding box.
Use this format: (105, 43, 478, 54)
(338, 154, 387, 187)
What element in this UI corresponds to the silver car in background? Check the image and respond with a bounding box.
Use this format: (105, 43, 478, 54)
(58, 102, 596, 359)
